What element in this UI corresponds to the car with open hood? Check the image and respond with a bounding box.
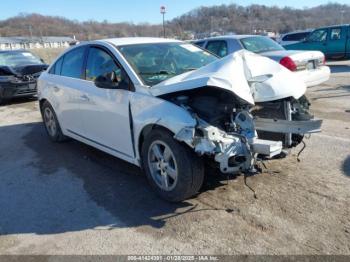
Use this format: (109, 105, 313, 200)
(194, 35, 330, 87)
(0, 50, 48, 104)
(37, 38, 322, 202)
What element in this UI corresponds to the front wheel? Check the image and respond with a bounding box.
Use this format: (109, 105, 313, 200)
(141, 129, 204, 202)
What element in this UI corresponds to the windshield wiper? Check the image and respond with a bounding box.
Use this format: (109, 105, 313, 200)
(139, 70, 175, 75)
(183, 68, 198, 72)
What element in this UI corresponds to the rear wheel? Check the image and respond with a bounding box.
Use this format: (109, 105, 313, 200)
(41, 101, 67, 142)
(141, 129, 204, 202)
(0, 95, 6, 106)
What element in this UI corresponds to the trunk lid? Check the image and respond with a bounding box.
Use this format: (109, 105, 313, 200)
(261, 50, 325, 70)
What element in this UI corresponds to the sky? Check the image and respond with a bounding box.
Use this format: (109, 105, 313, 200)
(0, 0, 349, 24)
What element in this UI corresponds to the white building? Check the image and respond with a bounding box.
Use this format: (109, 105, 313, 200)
(0, 36, 76, 50)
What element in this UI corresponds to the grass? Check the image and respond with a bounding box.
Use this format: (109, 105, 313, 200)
(29, 48, 67, 64)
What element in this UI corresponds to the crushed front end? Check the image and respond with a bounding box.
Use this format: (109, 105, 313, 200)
(163, 87, 321, 174)
(0, 64, 48, 102)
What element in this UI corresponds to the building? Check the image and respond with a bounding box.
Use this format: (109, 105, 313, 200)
(0, 36, 76, 50)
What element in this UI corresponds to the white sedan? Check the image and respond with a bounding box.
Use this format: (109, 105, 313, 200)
(38, 38, 322, 202)
(194, 35, 330, 87)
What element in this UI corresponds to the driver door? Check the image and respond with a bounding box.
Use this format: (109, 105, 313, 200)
(78, 45, 135, 161)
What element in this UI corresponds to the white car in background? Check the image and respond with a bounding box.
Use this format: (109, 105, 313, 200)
(38, 38, 322, 202)
(194, 35, 330, 87)
(277, 30, 313, 46)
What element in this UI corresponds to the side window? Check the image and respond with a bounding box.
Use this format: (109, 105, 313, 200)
(85, 47, 128, 88)
(308, 29, 328, 42)
(61, 47, 86, 79)
(206, 40, 228, 57)
(330, 28, 342, 40)
(231, 39, 243, 52)
(49, 57, 63, 75)
(194, 41, 205, 47)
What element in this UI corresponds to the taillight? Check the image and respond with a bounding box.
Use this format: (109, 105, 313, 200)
(280, 56, 297, 71)
(322, 56, 326, 65)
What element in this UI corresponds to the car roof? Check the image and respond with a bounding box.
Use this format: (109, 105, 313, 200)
(194, 35, 265, 42)
(101, 37, 182, 46)
(317, 24, 350, 29)
(281, 29, 313, 36)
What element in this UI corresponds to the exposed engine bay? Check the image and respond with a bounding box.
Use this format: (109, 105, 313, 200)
(161, 86, 322, 174)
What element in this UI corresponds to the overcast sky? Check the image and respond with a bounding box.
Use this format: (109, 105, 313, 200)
(1, 0, 349, 23)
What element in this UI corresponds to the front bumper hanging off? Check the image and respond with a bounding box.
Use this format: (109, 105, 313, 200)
(254, 117, 323, 134)
(0, 81, 37, 99)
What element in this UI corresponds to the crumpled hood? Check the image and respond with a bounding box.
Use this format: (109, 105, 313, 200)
(0, 64, 48, 77)
(150, 50, 306, 104)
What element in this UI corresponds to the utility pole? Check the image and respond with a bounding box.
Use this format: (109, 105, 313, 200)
(160, 6, 166, 38)
(28, 25, 33, 39)
(340, 10, 345, 24)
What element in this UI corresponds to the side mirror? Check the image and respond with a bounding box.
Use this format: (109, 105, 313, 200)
(94, 72, 119, 89)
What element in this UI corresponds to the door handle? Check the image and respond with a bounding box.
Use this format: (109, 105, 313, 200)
(80, 94, 90, 101)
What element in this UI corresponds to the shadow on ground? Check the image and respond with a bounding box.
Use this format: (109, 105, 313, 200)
(0, 122, 233, 235)
(328, 64, 350, 74)
(311, 85, 350, 101)
(342, 156, 350, 177)
(0, 96, 37, 106)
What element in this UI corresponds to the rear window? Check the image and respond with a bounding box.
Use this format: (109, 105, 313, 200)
(240, 36, 284, 53)
(282, 32, 310, 41)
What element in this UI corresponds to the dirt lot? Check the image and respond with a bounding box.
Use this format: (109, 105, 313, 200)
(0, 61, 349, 255)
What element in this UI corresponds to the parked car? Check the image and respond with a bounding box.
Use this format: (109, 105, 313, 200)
(284, 24, 350, 59)
(194, 35, 330, 87)
(277, 30, 312, 46)
(0, 50, 48, 105)
(38, 38, 322, 202)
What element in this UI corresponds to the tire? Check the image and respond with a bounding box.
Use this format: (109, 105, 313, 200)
(41, 101, 67, 142)
(141, 129, 204, 202)
(0, 94, 6, 106)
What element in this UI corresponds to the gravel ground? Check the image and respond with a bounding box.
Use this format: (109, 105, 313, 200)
(0, 61, 349, 255)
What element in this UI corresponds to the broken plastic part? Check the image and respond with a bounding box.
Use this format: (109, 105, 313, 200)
(254, 117, 322, 134)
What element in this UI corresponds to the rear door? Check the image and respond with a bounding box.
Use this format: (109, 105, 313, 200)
(78, 45, 135, 160)
(326, 26, 347, 58)
(46, 46, 87, 134)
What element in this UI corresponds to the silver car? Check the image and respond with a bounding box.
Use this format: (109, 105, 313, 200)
(194, 35, 330, 87)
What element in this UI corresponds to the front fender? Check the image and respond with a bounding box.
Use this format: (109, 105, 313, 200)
(130, 92, 196, 160)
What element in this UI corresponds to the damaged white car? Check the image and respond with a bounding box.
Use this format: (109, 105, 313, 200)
(38, 38, 322, 202)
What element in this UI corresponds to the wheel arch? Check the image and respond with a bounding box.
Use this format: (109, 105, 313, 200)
(137, 124, 175, 166)
(39, 98, 48, 113)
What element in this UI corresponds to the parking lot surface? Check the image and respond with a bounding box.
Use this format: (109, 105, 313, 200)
(0, 61, 349, 255)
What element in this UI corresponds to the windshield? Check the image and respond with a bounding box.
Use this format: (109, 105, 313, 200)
(240, 36, 284, 53)
(0, 51, 43, 67)
(118, 42, 217, 86)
